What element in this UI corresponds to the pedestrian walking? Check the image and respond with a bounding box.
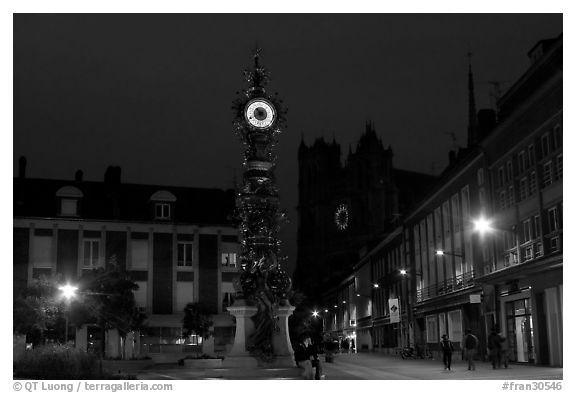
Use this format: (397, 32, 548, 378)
(294, 335, 314, 379)
(440, 334, 454, 370)
(488, 327, 502, 369)
(308, 339, 325, 379)
(463, 329, 479, 370)
(499, 332, 509, 369)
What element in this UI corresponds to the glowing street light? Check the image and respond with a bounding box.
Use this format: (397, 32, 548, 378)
(473, 216, 493, 235)
(373, 283, 379, 288)
(324, 309, 328, 313)
(58, 283, 78, 345)
(436, 249, 463, 258)
(399, 269, 407, 275)
(59, 284, 78, 300)
(312, 310, 319, 318)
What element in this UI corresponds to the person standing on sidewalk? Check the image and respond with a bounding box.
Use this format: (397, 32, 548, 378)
(440, 334, 454, 370)
(488, 327, 502, 369)
(499, 332, 510, 369)
(294, 335, 314, 379)
(463, 329, 479, 370)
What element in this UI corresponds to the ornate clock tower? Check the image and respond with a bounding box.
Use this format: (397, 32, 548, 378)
(225, 48, 294, 368)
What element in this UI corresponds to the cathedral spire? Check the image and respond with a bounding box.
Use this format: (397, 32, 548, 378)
(467, 51, 478, 147)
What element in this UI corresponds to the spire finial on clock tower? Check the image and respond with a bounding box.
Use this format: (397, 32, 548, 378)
(252, 43, 262, 68)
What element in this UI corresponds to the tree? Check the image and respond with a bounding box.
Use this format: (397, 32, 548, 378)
(13, 277, 66, 346)
(182, 302, 214, 341)
(70, 259, 146, 358)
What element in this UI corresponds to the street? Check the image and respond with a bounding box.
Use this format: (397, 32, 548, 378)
(136, 352, 563, 380)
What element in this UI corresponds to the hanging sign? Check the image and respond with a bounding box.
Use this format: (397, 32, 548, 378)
(470, 294, 482, 304)
(389, 298, 400, 323)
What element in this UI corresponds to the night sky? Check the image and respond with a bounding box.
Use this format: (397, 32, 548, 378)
(13, 14, 562, 275)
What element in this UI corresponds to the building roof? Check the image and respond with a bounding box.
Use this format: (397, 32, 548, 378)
(14, 176, 237, 226)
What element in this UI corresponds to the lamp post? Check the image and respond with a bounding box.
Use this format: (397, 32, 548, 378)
(58, 284, 78, 345)
(398, 269, 423, 348)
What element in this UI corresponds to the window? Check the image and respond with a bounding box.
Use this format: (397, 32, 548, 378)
(479, 188, 486, 206)
(61, 199, 78, 216)
(83, 239, 100, 268)
(131, 239, 149, 270)
(508, 186, 515, 207)
(542, 161, 553, 187)
(529, 171, 537, 195)
(438, 313, 447, 339)
(155, 203, 170, 219)
(556, 155, 562, 179)
(499, 191, 507, 210)
(133, 281, 147, 310)
(541, 133, 550, 158)
(426, 315, 438, 343)
(550, 237, 560, 253)
(518, 151, 526, 173)
(519, 177, 528, 200)
(177, 242, 193, 267)
(221, 253, 237, 268)
(222, 292, 235, 310)
(175, 282, 193, 312)
(524, 245, 534, 261)
(56, 186, 83, 216)
(548, 207, 559, 232)
(498, 167, 505, 186)
(447, 310, 463, 343)
(534, 215, 541, 238)
(477, 169, 484, 186)
(528, 144, 536, 167)
(32, 234, 53, 268)
(507, 161, 514, 182)
(503, 230, 515, 251)
(552, 125, 562, 150)
(451, 194, 460, 232)
(522, 219, 532, 244)
(534, 242, 543, 258)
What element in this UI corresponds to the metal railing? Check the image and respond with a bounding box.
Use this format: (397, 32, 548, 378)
(416, 270, 475, 303)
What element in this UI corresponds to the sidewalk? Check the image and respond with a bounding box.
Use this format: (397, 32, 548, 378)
(321, 352, 563, 380)
(135, 352, 563, 380)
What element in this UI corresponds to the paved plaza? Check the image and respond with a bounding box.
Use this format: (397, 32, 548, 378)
(136, 352, 563, 380)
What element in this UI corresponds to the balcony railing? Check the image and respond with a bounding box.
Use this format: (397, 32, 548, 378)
(416, 270, 475, 303)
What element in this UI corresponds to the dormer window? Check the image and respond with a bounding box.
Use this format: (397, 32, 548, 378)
(155, 203, 170, 219)
(149, 190, 177, 221)
(56, 186, 83, 217)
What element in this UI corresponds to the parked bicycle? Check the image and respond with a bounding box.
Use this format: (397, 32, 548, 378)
(397, 346, 416, 359)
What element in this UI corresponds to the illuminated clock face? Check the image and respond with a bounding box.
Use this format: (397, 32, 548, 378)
(245, 99, 276, 129)
(335, 203, 349, 231)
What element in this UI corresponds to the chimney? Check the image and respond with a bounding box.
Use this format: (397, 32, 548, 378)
(75, 170, 84, 182)
(104, 166, 122, 184)
(18, 156, 27, 178)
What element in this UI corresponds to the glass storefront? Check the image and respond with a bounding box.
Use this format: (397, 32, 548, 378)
(505, 298, 535, 363)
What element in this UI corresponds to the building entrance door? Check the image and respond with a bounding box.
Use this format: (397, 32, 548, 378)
(505, 298, 534, 363)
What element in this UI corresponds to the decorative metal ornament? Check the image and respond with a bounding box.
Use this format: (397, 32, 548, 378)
(245, 99, 276, 129)
(335, 203, 349, 230)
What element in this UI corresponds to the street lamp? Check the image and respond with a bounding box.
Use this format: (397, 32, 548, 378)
(312, 310, 319, 318)
(59, 284, 78, 300)
(58, 284, 78, 344)
(373, 283, 379, 288)
(436, 249, 463, 258)
(473, 216, 494, 235)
